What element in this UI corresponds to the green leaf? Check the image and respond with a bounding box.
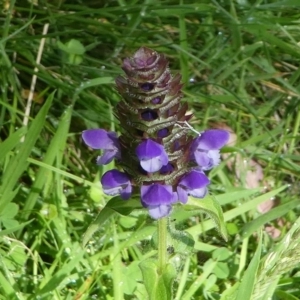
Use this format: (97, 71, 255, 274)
(182, 259, 218, 299)
(0, 220, 33, 237)
(186, 185, 289, 239)
(168, 222, 195, 254)
(122, 261, 143, 295)
(76, 77, 114, 93)
(220, 282, 240, 300)
(8, 242, 27, 266)
(106, 196, 141, 215)
(214, 262, 230, 279)
(0, 93, 54, 212)
(37, 244, 85, 294)
(212, 247, 232, 261)
(215, 188, 260, 206)
(57, 39, 85, 65)
(2, 219, 19, 229)
(139, 260, 176, 300)
(185, 196, 228, 241)
(0, 127, 27, 165)
(226, 222, 239, 235)
(82, 197, 141, 247)
(57, 39, 85, 55)
(119, 215, 138, 229)
(275, 290, 299, 300)
(241, 199, 300, 238)
(68, 54, 83, 65)
(0, 271, 16, 297)
(236, 233, 262, 300)
(0, 203, 18, 219)
(21, 105, 72, 221)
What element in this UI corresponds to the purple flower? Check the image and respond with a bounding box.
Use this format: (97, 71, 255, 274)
(101, 169, 132, 200)
(82, 48, 229, 219)
(135, 139, 168, 172)
(191, 130, 229, 170)
(141, 184, 177, 219)
(177, 170, 210, 203)
(82, 129, 121, 165)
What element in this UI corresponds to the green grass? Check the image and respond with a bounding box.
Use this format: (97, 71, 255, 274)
(1, 0, 300, 299)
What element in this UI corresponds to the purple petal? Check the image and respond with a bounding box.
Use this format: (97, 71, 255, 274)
(141, 184, 175, 206)
(194, 151, 211, 167)
(136, 139, 161, 158)
(193, 130, 229, 151)
(82, 129, 118, 149)
(179, 170, 210, 190)
(136, 139, 168, 172)
(96, 149, 119, 165)
(178, 170, 210, 199)
(120, 184, 132, 200)
(193, 149, 221, 170)
(148, 205, 172, 219)
(177, 186, 188, 204)
(190, 185, 208, 198)
(207, 150, 221, 169)
(140, 158, 162, 173)
(101, 170, 132, 200)
(82, 129, 121, 164)
(107, 131, 120, 145)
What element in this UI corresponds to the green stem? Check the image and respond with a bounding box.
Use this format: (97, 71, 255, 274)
(158, 217, 168, 274)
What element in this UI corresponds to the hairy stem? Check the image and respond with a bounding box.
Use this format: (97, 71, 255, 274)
(158, 217, 168, 274)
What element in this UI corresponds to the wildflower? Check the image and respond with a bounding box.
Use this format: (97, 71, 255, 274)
(101, 169, 132, 200)
(82, 129, 120, 164)
(135, 139, 169, 172)
(191, 129, 229, 170)
(141, 184, 177, 219)
(177, 170, 210, 204)
(82, 47, 229, 219)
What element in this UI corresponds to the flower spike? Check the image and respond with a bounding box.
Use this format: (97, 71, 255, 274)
(82, 48, 229, 219)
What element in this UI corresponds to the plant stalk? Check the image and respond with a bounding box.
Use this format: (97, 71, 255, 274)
(158, 217, 168, 274)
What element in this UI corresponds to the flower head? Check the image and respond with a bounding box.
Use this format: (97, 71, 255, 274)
(82, 48, 228, 219)
(82, 129, 121, 164)
(191, 130, 229, 170)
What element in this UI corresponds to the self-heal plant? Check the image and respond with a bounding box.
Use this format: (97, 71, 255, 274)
(82, 47, 229, 300)
(82, 47, 229, 219)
